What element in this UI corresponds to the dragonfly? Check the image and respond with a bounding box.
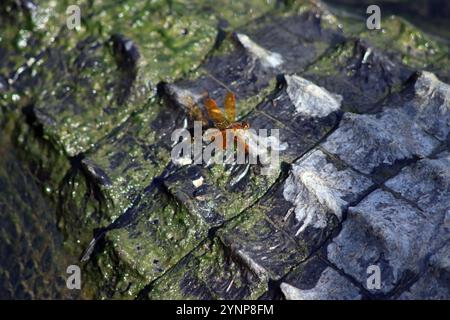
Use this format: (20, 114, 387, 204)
(203, 92, 251, 154)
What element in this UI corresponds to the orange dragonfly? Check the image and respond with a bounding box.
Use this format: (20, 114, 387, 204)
(204, 92, 250, 154)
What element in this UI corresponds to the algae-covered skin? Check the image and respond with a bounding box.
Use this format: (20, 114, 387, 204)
(39, 0, 283, 228)
(3, 0, 280, 163)
(0, 133, 86, 299)
(147, 238, 267, 300)
(1, 0, 349, 299)
(11, 0, 242, 158)
(302, 39, 413, 113)
(88, 0, 280, 83)
(53, 3, 343, 299)
(59, 98, 173, 228)
(166, 1, 345, 119)
(0, 0, 90, 82)
(322, 5, 450, 83)
(149, 146, 373, 300)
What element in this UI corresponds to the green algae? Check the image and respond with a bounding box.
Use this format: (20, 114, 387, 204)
(0, 0, 90, 78)
(238, 77, 278, 118)
(0, 106, 71, 208)
(83, 100, 168, 223)
(305, 41, 355, 78)
(0, 116, 94, 299)
(301, 39, 407, 113)
(206, 162, 280, 220)
(7, 1, 225, 159)
(8, 0, 279, 162)
(83, 236, 147, 299)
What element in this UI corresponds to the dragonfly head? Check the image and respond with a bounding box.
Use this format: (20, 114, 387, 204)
(241, 121, 250, 129)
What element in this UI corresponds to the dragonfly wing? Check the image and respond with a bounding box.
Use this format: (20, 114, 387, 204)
(205, 97, 228, 129)
(224, 91, 236, 123)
